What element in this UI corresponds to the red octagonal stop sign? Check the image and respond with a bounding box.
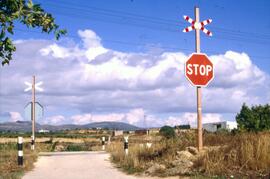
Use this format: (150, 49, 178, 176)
(185, 53, 214, 87)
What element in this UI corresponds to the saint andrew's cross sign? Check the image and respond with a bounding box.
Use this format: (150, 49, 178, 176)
(182, 15, 213, 36)
(182, 11, 214, 87)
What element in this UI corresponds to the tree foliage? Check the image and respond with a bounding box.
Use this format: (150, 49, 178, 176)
(159, 125, 175, 139)
(236, 103, 270, 132)
(0, 0, 66, 65)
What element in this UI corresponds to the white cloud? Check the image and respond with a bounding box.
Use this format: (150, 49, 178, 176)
(124, 108, 145, 125)
(91, 113, 124, 123)
(164, 113, 222, 127)
(78, 29, 108, 61)
(224, 51, 251, 70)
(45, 115, 66, 125)
(78, 29, 102, 48)
(40, 43, 71, 59)
(9, 112, 23, 122)
(71, 114, 92, 124)
(40, 110, 224, 127)
(0, 28, 269, 126)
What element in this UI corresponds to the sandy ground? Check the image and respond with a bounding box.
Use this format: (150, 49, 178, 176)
(22, 151, 181, 179)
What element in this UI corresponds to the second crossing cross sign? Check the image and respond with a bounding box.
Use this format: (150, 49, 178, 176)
(182, 15, 212, 36)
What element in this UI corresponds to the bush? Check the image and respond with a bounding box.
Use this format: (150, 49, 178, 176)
(159, 126, 175, 139)
(236, 103, 270, 132)
(66, 144, 88, 151)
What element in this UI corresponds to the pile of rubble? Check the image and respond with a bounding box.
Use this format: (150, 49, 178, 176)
(146, 146, 202, 176)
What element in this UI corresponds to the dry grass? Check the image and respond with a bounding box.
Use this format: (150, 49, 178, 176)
(0, 142, 52, 179)
(197, 132, 270, 178)
(107, 132, 196, 174)
(108, 131, 270, 178)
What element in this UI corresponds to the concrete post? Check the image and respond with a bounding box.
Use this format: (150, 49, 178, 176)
(102, 137, 105, 150)
(124, 136, 129, 156)
(18, 137, 23, 166)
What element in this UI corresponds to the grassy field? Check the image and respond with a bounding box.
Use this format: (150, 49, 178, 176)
(0, 142, 52, 179)
(107, 131, 270, 178)
(1, 130, 269, 178)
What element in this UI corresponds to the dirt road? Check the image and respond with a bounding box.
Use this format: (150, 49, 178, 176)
(22, 151, 179, 179)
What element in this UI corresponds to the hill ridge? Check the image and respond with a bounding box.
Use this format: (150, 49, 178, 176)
(0, 121, 140, 132)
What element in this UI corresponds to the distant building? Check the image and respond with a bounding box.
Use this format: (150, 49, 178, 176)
(112, 130, 123, 136)
(203, 121, 237, 132)
(175, 125, 191, 129)
(135, 129, 149, 135)
(126, 130, 135, 134)
(38, 129, 50, 133)
(148, 128, 160, 134)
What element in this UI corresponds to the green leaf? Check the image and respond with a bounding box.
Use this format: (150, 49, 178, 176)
(1, 0, 67, 66)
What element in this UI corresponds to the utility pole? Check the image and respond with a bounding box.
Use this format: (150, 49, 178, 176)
(183, 7, 213, 152)
(144, 114, 148, 135)
(31, 75, 36, 150)
(24, 76, 44, 150)
(195, 7, 203, 151)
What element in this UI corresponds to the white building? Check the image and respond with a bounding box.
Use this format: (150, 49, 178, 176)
(38, 129, 50, 133)
(112, 130, 123, 136)
(203, 121, 237, 132)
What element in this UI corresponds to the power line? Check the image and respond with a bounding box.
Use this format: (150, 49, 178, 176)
(34, 1, 270, 46)
(14, 28, 270, 60)
(37, 0, 270, 39)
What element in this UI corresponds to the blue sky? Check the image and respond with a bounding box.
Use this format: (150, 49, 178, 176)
(16, 0, 270, 72)
(0, 0, 270, 127)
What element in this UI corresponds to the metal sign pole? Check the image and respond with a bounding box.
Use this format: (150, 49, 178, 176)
(31, 76, 36, 150)
(195, 7, 203, 151)
(183, 6, 213, 152)
(25, 76, 43, 151)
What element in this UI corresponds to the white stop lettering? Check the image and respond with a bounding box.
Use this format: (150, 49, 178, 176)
(187, 64, 212, 76)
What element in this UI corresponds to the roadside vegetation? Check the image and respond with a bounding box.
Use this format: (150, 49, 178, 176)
(0, 103, 269, 178)
(108, 104, 270, 178)
(0, 142, 51, 179)
(108, 131, 270, 178)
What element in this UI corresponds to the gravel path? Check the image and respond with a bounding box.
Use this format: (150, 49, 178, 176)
(22, 151, 179, 179)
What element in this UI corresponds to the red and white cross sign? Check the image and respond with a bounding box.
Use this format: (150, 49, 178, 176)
(182, 15, 212, 36)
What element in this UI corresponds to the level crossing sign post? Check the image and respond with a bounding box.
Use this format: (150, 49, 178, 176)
(183, 7, 214, 151)
(24, 76, 43, 150)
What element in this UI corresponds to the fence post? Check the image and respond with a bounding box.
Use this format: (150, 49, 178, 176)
(18, 137, 23, 166)
(108, 136, 111, 145)
(102, 137, 105, 150)
(124, 136, 129, 156)
(31, 135, 35, 150)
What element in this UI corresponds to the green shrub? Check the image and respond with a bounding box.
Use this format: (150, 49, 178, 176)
(66, 144, 86, 151)
(236, 103, 270, 132)
(159, 126, 175, 139)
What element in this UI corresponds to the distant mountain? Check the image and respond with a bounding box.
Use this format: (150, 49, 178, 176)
(0, 121, 140, 132)
(83, 122, 140, 131)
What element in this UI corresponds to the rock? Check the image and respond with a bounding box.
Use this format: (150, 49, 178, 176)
(146, 143, 152, 148)
(186, 146, 199, 155)
(171, 158, 193, 167)
(176, 150, 194, 161)
(54, 144, 65, 151)
(168, 150, 195, 176)
(146, 163, 166, 174)
(166, 160, 193, 175)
